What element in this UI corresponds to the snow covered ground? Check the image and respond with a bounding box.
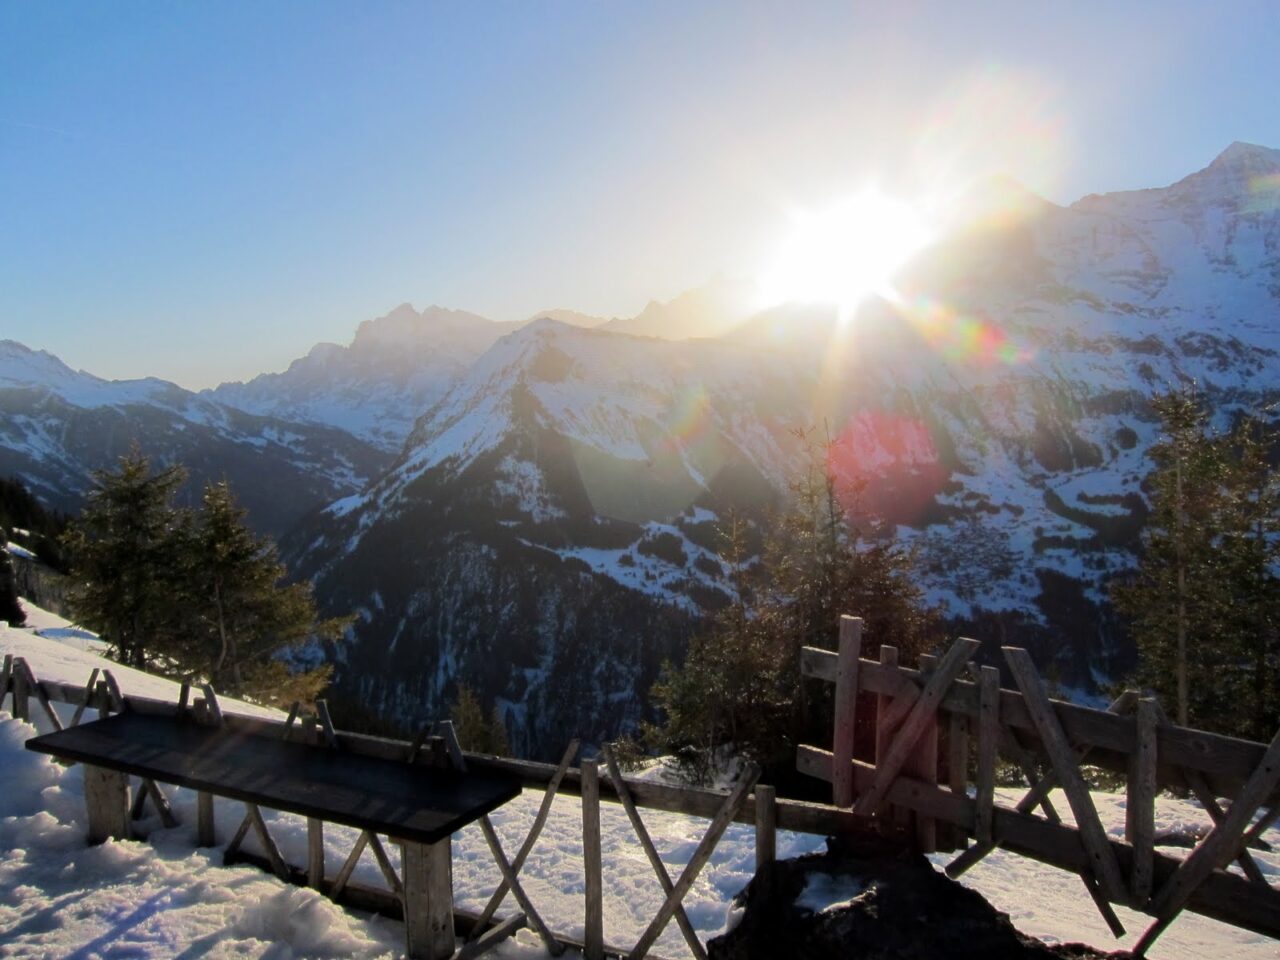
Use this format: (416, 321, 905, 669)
(2, 603, 1277, 958)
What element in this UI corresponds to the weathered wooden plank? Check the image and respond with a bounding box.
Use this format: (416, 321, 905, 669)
(1129, 699, 1158, 905)
(630, 763, 761, 960)
(366, 832, 403, 897)
(103, 671, 124, 712)
(27, 713, 521, 846)
(1000, 725, 1061, 823)
(455, 912, 526, 960)
(1020, 690, 1137, 817)
(197, 791, 216, 847)
(470, 738, 579, 938)
(910, 653, 940, 851)
(1004, 647, 1127, 905)
(12, 655, 29, 721)
(947, 708, 969, 851)
(24, 663, 64, 731)
(831, 615, 863, 808)
(1135, 727, 1280, 955)
(330, 830, 370, 898)
(316, 699, 340, 749)
(1080, 872, 1126, 938)
(755, 784, 776, 871)
(601, 745, 706, 960)
(875, 646, 899, 767)
(435, 720, 562, 957)
(0, 653, 12, 712)
(854, 638, 980, 817)
(71, 669, 100, 727)
(796, 744, 1280, 939)
(803, 646, 1279, 797)
(84, 765, 131, 844)
(199, 684, 222, 725)
(247, 803, 290, 880)
(974, 665, 999, 848)
(307, 818, 325, 889)
(402, 839, 455, 960)
(581, 758, 604, 960)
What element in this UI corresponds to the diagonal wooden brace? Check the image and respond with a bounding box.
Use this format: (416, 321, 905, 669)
(1133, 727, 1280, 957)
(1003, 647, 1127, 907)
(469, 738, 580, 939)
(435, 721, 563, 956)
(601, 744, 707, 960)
(630, 762, 761, 960)
(854, 638, 980, 817)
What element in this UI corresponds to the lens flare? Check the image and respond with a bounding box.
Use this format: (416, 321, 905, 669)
(902, 296, 1034, 366)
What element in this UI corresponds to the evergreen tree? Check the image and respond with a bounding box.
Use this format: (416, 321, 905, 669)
(0, 541, 25, 626)
(450, 686, 511, 755)
(1112, 388, 1253, 730)
(175, 480, 337, 705)
(62, 448, 187, 667)
(649, 432, 940, 780)
(1216, 414, 1280, 738)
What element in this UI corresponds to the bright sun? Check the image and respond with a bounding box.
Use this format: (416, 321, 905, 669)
(759, 190, 934, 315)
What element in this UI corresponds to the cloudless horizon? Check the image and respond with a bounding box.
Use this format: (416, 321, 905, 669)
(3, 1, 1278, 389)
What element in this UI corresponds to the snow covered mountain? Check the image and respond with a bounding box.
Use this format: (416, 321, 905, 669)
(208, 304, 523, 453)
(282, 143, 1280, 749)
(0, 340, 388, 536)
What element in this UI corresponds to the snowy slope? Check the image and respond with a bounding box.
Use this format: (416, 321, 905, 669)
(2, 617, 1276, 959)
(208, 304, 523, 453)
(0, 341, 389, 536)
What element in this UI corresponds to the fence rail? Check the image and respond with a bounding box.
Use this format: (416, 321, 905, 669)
(5, 628, 1280, 958)
(798, 616, 1280, 955)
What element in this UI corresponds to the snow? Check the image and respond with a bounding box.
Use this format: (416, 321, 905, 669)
(2, 605, 1277, 959)
(5, 541, 37, 561)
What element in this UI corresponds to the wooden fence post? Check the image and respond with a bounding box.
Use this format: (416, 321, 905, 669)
(910, 653, 940, 852)
(13, 656, 30, 722)
(831, 616, 863, 807)
(1128, 698, 1158, 905)
(755, 784, 776, 872)
(581, 758, 603, 960)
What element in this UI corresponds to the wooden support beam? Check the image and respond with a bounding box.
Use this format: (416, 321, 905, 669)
(755, 784, 776, 871)
(1003, 647, 1127, 906)
(1000, 726, 1061, 823)
(197, 791, 216, 847)
(23, 662, 63, 731)
(455, 913, 526, 960)
(306, 819, 324, 889)
(1134, 727, 1280, 956)
(103, 671, 124, 712)
(402, 839, 455, 960)
(831, 615, 863, 808)
(854, 638, 980, 818)
(84, 765, 131, 844)
(200, 684, 222, 726)
(1128, 699, 1158, 906)
(71, 669, 100, 727)
(12, 655, 29, 721)
(630, 763, 761, 960)
(366, 832, 403, 897)
(0, 653, 12, 713)
(435, 720, 563, 957)
(1080, 872, 1126, 938)
(247, 803, 289, 881)
(947, 665, 1001, 879)
(1020, 690, 1138, 818)
(601, 745, 707, 960)
(316, 699, 339, 749)
(330, 830, 370, 899)
(947, 708, 969, 851)
(581, 758, 604, 960)
(470, 738, 579, 938)
(911, 653, 941, 852)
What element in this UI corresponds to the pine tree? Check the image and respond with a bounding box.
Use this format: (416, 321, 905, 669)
(175, 481, 337, 705)
(0, 541, 25, 626)
(450, 686, 510, 755)
(1113, 389, 1233, 728)
(62, 448, 188, 668)
(1216, 414, 1280, 738)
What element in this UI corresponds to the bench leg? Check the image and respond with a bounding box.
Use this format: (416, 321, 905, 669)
(197, 791, 216, 847)
(402, 838, 455, 960)
(84, 766, 131, 845)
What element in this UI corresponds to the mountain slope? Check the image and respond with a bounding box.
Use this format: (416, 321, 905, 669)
(285, 144, 1280, 747)
(0, 341, 388, 536)
(208, 304, 523, 453)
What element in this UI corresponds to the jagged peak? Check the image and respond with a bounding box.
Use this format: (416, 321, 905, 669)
(1207, 140, 1280, 172)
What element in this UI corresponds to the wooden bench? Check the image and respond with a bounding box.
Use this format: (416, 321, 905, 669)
(27, 711, 522, 960)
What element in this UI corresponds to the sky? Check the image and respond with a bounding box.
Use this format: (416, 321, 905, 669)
(2, 1, 1278, 389)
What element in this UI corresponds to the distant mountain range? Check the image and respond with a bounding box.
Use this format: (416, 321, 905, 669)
(4, 141, 1278, 754)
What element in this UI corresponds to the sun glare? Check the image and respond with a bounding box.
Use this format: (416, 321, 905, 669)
(759, 190, 934, 316)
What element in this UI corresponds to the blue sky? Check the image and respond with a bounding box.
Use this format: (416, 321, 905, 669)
(3, 1, 1277, 388)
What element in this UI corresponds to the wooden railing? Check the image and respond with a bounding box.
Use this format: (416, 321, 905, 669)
(797, 616, 1280, 956)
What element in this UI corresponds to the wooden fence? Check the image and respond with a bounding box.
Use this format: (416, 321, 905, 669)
(797, 616, 1280, 956)
(5, 626, 1280, 958)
